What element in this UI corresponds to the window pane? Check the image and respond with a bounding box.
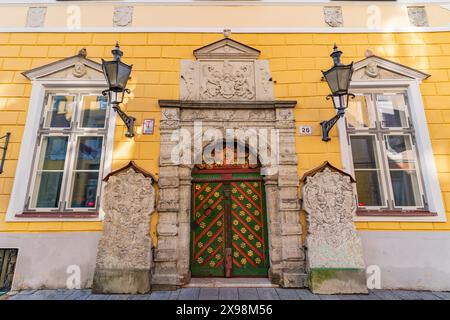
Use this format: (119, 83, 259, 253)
(70, 172, 99, 208)
(355, 171, 384, 207)
(390, 170, 422, 207)
(33, 172, 64, 208)
(346, 95, 375, 128)
(376, 94, 408, 128)
(80, 95, 108, 128)
(350, 135, 379, 169)
(385, 135, 416, 170)
(75, 136, 103, 170)
(38, 136, 68, 170)
(44, 95, 75, 128)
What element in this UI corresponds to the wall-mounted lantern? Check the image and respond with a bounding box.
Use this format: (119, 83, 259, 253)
(102, 42, 136, 138)
(320, 44, 354, 142)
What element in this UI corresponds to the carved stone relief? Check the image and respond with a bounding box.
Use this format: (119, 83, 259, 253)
(72, 62, 87, 78)
(323, 6, 343, 28)
(303, 167, 367, 294)
(26, 7, 47, 28)
(408, 6, 429, 27)
(92, 168, 155, 294)
(180, 37, 273, 101)
(113, 6, 133, 27)
(200, 61, 256, 100)
(353, 64, 413, 80)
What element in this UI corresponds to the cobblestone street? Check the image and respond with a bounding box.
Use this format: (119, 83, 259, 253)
(4, 288, 450, 300)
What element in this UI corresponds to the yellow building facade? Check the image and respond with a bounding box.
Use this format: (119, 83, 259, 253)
(0, 1, 449, 292)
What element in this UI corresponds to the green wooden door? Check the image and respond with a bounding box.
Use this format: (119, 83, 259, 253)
(191, 172, 269, 277)
(191, 180, 226, 276)
(229, 178, 269, 276)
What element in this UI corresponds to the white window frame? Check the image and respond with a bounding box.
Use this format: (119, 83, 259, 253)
(6, 79, 116, 222)
(338, 79, 446, 222)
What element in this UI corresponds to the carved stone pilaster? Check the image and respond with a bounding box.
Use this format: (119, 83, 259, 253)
(302, 164, 367, 294)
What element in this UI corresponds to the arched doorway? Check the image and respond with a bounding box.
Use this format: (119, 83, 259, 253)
(190, 142, 270, 277)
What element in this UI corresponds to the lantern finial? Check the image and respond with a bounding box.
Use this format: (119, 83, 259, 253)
(330, 43, 343, 66)
(112, 41, 123, 61)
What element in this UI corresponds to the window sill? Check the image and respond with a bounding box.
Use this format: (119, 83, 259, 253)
(356, 210, 437, 217)
(15, 212, 99, 219)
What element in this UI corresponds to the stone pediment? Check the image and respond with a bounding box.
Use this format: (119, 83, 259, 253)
(181, 37, 273, 101)
(194, 38, 260, 59)
(22, 50, 105, 81)
(352, 55, 430, 81)
(103, 161, 156, 183)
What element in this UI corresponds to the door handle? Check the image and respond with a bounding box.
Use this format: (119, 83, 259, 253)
(225, 247, 232, 278)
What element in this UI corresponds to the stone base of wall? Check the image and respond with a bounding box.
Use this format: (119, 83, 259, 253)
(309, 268, 368, 294)
(92, 268, 151, 294)
(2, 231, 450, 291)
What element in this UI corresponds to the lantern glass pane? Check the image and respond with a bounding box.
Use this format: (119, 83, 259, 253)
(337, 66, 352, 92)
(116, 62, 132, 89)
(103, 61, 118, 88)
(324, 69, 339, 94)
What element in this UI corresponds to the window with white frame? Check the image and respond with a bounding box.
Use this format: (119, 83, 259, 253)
(345, 89, 427, 212)
(25, 90, 109, 212)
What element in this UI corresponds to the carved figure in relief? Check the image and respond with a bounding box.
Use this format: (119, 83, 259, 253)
(73, 62, 87, 78)
(365, 61, 379, 78)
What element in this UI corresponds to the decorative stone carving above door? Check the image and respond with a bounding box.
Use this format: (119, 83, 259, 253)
(180, 37, 274, 101)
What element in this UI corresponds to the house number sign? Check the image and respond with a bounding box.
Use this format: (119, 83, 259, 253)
(299, 125, 313, 136)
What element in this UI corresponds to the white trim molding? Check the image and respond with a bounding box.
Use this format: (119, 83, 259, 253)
(337, 56, 446, 223)
(6, 63, 114, 222)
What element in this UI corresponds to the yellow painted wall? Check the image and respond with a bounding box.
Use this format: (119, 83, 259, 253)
(0, 32, 449, 234)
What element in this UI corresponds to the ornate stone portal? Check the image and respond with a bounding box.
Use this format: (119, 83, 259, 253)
(92, 162, 156, 294)
(302, 162, 367, 294)
(154, 36, 306, 289)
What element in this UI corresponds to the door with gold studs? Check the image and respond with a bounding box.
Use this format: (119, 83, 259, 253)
(191, 171, 269, 277)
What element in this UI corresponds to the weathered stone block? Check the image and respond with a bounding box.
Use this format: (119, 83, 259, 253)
(302, 164, 368, 294)
(92, 166, 155, 294)
(281, 272, 309, 288)
(309, 269, 367, 294)
(92, 268, 151, 294)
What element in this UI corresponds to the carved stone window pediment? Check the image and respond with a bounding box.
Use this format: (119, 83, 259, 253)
(352, 55, 430, 81)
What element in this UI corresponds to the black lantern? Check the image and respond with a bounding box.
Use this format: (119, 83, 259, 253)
(320, 44, 354, 142)
(102, 42, 136, 138)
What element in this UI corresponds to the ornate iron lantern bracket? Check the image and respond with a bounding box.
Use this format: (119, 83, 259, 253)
(102, 88, 135, 138)
(320, 93, 355, 142)
(320, 44, 354, 142)
(0, 132, 11, 174)
(102, 42, 135, 138)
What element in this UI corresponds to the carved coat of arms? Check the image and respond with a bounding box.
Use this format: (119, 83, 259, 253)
(200, 61, 255, 100)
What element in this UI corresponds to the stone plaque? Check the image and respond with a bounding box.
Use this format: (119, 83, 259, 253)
(323, 6, 343, 28)
(113, 6, 133, 27)
(407, 6, 429, 27)
(302, 164, 367, 294)
(92, 164, 155, 294)
(26, 7, 47, 28)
